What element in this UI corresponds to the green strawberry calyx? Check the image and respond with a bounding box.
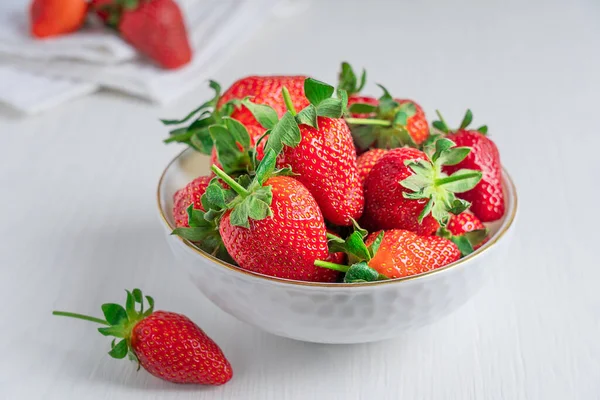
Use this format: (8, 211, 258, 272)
(52, 289, 155, 364)
(171, 179, 235, 263)
(345, 85, 420, 150)
(314, 220, 388, 283)
(161, 80, 236, 155)
(209, 148, 294, 229)
(241, 78, 349, 156)
(337, 62, 367, 96)
(436, 226, 489, 257)
(400, 138, 482, 227)
(432, 109, 488, 135)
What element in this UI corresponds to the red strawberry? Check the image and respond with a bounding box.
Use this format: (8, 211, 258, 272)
(172, 176, 212, 227)
(444, 212, 489, 253)
(362, 141, 483, 236)
(365, 230, 461, 278)
(356, 148, 388, 185)
(213, 152, 339, 282)
(433, 110, 504, 222)
(217, 76, 310, 127)
(118, 0, 192, 70)
(90, 0, 112, 23)
(277, 116, 364, 226)
(338, 63, 429, 149)
(30, 0, 87, 38)
(53, 289, 232, 385)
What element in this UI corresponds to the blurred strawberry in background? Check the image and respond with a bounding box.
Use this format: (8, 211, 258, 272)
(30, 0, 88, 38)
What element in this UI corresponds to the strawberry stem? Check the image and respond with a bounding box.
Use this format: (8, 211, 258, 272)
(435, 172, 481, 186)
(344, 117, 391, 127)
(281, 87, 297, 116)
(52, 311, 110, 325)
(326, 232, 341, 240)
(435, 110, 450, 132)
(211, 165, 250, 197)
(314, 260, 349, 273)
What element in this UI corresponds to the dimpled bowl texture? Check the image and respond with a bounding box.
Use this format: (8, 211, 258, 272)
(158, 148, 517, 344)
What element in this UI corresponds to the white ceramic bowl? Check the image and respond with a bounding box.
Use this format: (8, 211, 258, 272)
(158, 148, 517, 344)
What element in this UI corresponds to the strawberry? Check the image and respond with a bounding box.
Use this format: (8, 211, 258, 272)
(362, 140, 483, 236)
(172, 176, 212, 227)
(356, 148, 388, 185)
(315, 225, 460, 281)
(217, 76, 310, 128)
(441, 212, 489, 255)
(117, 0, 192, 69)
(338, 62, 429, 150)
(211, 150, 339, 282)
(364, 230, 460, 278)
(242, 78, 364, 226)
(433, 110, 505, 222)
(30, 0, 87, 38)
(53, 289, 232, 385)
(90, 0, 112, 23)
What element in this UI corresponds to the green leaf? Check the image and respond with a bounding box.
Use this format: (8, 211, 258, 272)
(393, 111, 409, 126)
(399, 173, 430, 192)
(108, 339, 129, 359)
(338, 89, 348, 115)
(438, 169, 482, 193)
(161, 102, 210, 126)
(101, 304, 127, 326)
(351, 218, 368, 238)
(172, 226, 215, 242)
(125, 291, 136, 321)
(338, 62, 357, 94)
(189, 128, 214, 155)
(450, 235, 475, 256)
(349, 103, 377, 114)
(447, 197, 471, 215)
(345, 231, 372, 261)
(418, 198, 434, 223)
(223, 118, 251, 149)
(432, 120, 447, 133)
(305, 78, 335, 106)
(209, 124, 251, 174)
(296, 104, 318, 128)
(397, 101, 417, 116)
(229, 201, 250, 228)
(477, 125, 488, 135)
(459, 109, 473, 129)
(316, 98, 344, 118)
(432, 138, 456, 162)
(132, 289, 142, 303)
(203, 182, 227, 210)
(246, 196, 272, 220)
(349, 125, 376, 150)
(376, 84, 393, 101)
(265, 111, 301, 155)
(431, 199, 451, 227)
(187, 205, 205, 227)
(98, 326, 127, 338)
(464, 228, 489, 248)
(241, 99, 279, 129)
(357, 69, 367, 93)
(368, 231, 385, 257)
(344, 262, 380, 283)
(144, 296, 154, 316)
(255, 149, 277, 185)
(436, 147, 471, 166)
(405, 159, 435, 178)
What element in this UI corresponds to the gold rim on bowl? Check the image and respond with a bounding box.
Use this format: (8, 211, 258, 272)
(157, 148, 518, 287)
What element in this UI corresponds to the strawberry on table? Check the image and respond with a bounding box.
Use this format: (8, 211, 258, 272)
(433, 110, 505, 222)
(210, 149, 339, 282)
(113, 0, 192, 69)
(172, 176, 212, 228)
(362, 139, 483, 236)
(53, 289, 232, 385)
(30, 0, 87, 38)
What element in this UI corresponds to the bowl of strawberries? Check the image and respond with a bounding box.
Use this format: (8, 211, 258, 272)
(157, 64, 517, 344)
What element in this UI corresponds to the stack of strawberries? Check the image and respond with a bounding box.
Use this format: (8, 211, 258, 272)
(164, 63, 506, 283)
(29, 0, 192, 69)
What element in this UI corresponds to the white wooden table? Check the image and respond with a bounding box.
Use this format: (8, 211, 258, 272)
(1, 1, 599, 398)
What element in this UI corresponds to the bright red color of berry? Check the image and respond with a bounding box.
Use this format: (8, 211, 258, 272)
(277, 117, 364, 226)
(172, 176, 212, 227)
(356, 148, 388, 185)
(444, 130, 504, 221)
(118, 0, 192, 69)
(219, 176, 338, 282)
(30, 0, 87, 38)
(131, 311, 232, 385)
(365, 230, 460, 279)
(447, 212, 488, 249)
(217, 76, 310, 127)
(362, 147, 439, 236)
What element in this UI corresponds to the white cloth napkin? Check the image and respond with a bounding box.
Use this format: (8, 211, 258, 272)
(0, 0, 293, 114)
